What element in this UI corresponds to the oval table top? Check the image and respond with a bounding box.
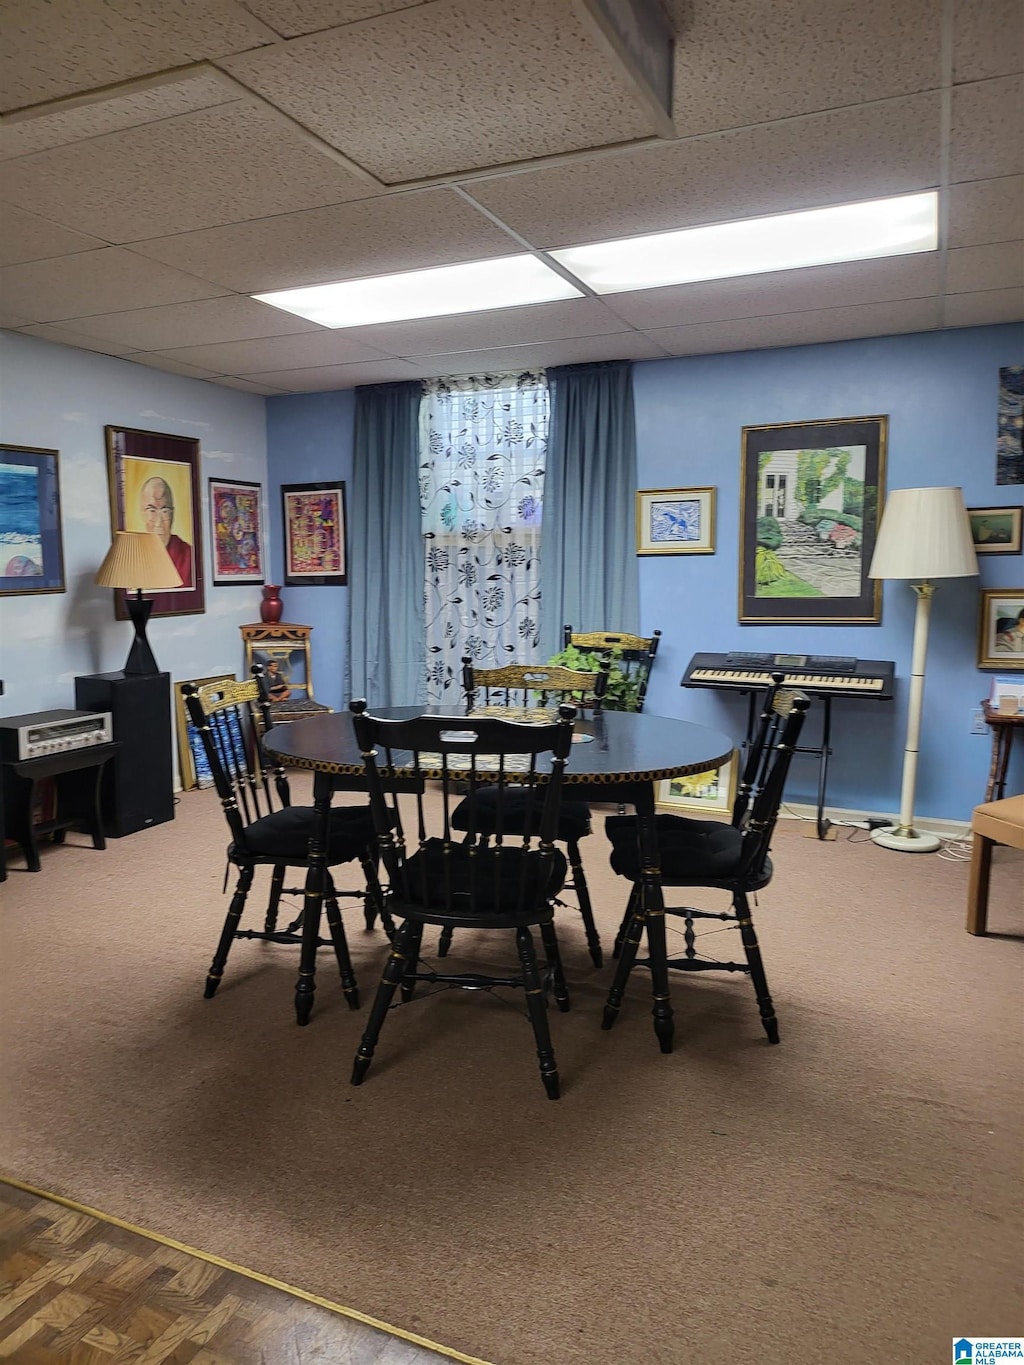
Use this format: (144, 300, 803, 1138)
(264, 705, 735, 789)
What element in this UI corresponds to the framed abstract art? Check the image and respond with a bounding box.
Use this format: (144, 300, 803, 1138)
(281, 481, 347, 587)
(209, 478, 266, 585)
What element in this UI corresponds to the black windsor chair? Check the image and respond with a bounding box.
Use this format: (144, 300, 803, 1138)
(349, 699, 577, 1100)
(452, 655, 611, 966)
(184, 669, 389, 1024)
(602, 689, 810, 1049)
(562, 626, 662, 713)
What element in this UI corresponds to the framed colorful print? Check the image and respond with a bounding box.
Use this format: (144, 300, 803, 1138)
(0, 444, 65, 596)
(209, 478, 265, 585)
(105, 426, 205, 619)
(977, 589, 1024, 670)
(996, 365, 1023, 485)
(967, 506, 1022, 555)
(636, 486, 716, 554)
(281, 481, 347, 586)
(656, 751, 737, 815)
(173, 672, 236, 791)
(739, 415, 886, 624)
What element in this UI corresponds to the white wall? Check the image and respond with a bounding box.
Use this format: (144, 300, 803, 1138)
(0, 332, 267, 721)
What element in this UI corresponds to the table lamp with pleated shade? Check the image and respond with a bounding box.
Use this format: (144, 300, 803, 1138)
(94, 531, 183, 675)
(868, 486, 978, 852)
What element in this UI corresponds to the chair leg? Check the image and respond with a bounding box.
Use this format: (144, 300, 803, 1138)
(264, 865, 286, 934)
(567, 839, 602, 967)
(323, 873, 360, 1011)
(205, 864, 252, 998)
(515, 925, 561, 1099)
(437, 925, 455, 957)
(966, 832, 993, 934)
(352, 920, 415, 1085)
(360, 851, 393, 936)
(734, 891, 778, 1043)
(612, 883, 641, 959)
(539, 919, 571, 1012)
(400, 921, 424, 1002)
(602, 892, 644, 1031)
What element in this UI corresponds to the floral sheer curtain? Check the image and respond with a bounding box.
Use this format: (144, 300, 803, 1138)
(419, 372, 549, 704)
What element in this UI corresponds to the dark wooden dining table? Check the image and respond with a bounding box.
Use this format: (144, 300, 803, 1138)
(263, 705, 734, 1047)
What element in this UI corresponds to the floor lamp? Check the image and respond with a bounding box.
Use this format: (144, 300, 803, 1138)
(94, 531, 183, 674)
(868, 487, 978, 852)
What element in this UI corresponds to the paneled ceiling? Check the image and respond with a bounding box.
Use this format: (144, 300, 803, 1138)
(1, 0, 1021, 395)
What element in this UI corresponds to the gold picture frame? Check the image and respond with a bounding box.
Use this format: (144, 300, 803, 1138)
(174, 673, 237, 791)
(977, 589, 1024, 670)
(656, 750, 738, 815)
(636, 486, 716, 554)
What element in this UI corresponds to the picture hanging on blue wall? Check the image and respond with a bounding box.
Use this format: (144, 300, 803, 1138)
(996, 366, 1024, 485)
(0, 444, 65, 596)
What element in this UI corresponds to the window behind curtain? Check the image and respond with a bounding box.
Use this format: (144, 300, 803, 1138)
(419, 372, 549, 704)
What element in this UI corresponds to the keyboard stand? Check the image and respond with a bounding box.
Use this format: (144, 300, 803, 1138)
(744, 691, 834, 840)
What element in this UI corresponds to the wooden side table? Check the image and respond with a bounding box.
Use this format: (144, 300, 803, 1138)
(2, 743, 119, 872)
(982, 701, 1024, 803)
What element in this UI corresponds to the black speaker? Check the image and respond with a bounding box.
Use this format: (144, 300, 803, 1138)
(74, 671, 174, 837)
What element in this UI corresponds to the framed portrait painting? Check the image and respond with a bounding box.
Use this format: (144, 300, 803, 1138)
(656, 752, 737, 815)
(739, 416, 887, 624)
(209, 478, 265, 585)
(0, 444, 65, 596)
(967, 506, 1022, 555)
(282, 481, 347, 586)
(977, 589, 1024, 669)
(636, 486, 716, 554)
(105, 426, 205, 618)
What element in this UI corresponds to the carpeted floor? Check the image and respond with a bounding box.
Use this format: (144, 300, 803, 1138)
(1, 782, 1021, 1365)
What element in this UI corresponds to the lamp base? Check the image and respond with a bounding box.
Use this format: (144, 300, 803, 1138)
(870, 824, 941, 853)
(124, 592, 159, 675)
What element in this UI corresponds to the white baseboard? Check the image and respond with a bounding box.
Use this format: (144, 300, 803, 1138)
(781, 801, 973, 841)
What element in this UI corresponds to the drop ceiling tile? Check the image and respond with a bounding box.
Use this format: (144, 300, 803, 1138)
(647, 298, 941, 356)
(2, 103, 374, 243)
(0, 70, 239, 161)
(242, 1, 422, 40)
(668, 0, 941, 137)
(468, 94, 940, 247)
(151, 330, 394, 372)
(0, 0, 277, 112)
(241, 358, 423, 390)
(0, 248, 228, 322)
(0, 312, 32, 329)
(130, 187, 518, 292)
(605, 256, 942, 331)
(17, 322, 136, 356)
(407, 331, 668, 378)
(953, 0, 1024, 82)
(36, 295, 322, 351)
(0, 203, 106, 266)
(942, 286, 1024, 326)
(345, 297, 632, 355)
(208, 375, 288, 395)
(124, 353, 224, 380)
(218, 0, 651, 182)
(945, 240, 1024, 293)
(947, 175, 1024, 246)
(950, 76, 1024, 182)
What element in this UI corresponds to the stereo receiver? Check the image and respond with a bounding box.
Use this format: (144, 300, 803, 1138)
(0, 708, 114, 761)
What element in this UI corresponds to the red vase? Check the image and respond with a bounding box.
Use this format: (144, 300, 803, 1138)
(260, 584, 283, 624)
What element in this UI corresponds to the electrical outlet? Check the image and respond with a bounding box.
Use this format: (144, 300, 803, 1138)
(970, 707, 987, 735)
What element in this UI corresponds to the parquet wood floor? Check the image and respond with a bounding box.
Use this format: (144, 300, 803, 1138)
(0, 1182, 483, 1365)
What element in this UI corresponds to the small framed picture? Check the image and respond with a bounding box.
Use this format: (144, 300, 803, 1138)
(978, 589, 1024, 670)
(209, 478, 266, 585)
(0, 444, 66, 596)
(282, 481, 347, 586)
(656, 751, 738, 815)
(967, 506, 1022, 555)
(636, 486, 716, 555)
(173, 673, 237, 791)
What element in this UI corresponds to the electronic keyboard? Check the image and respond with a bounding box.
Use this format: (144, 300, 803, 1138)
(682, 651, 895, 699)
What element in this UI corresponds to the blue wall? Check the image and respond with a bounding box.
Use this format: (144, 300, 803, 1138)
(266, 323, 1024, 825)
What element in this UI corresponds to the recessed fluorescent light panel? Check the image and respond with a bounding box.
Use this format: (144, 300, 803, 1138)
(549, 192, 939, 294)
(254, 254, 582, 328)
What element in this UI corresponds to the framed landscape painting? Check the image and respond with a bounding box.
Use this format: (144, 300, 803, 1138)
(739, 416, 886, 624)
(636, 486, 715, 554)
(967, 506, 1022, 555)
(656, 752, 737, 815)
(282, 481, 347, 586)
(105, 425, 205, 619)
(209, 478, 265, 585)
(0, 444, 65, 596)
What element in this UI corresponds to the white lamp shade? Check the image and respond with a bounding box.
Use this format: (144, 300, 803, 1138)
(94, 531, 183, 590)
(868, 486, 978, 580)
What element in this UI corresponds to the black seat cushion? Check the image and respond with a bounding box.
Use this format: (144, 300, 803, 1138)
(240, 804, 376, 862)
(605, 813, 767, 882)
(401, 838, 567, 913)
(451, 786, 591, 841)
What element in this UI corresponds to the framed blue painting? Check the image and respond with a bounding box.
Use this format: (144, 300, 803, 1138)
(636, 486, 716, 555)
(0, 444, 66, 596)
